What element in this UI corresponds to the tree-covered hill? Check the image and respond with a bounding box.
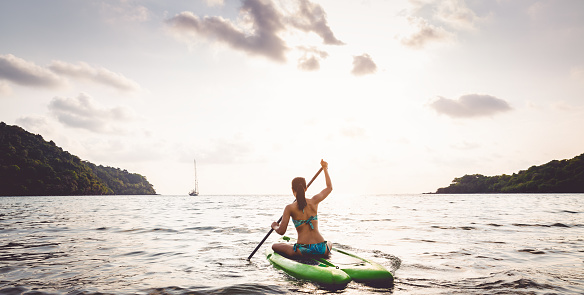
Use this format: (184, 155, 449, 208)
(0, 122, 156, 196)
(435, 153, 584, 194)
(84, 162, 156, 196)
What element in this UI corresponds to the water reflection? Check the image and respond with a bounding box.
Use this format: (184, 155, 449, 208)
(0, 194, 583, 294)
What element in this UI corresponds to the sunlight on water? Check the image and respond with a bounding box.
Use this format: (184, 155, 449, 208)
(0, 194, 583, 294)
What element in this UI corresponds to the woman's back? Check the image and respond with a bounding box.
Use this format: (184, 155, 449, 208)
(289, 198, 325, 244)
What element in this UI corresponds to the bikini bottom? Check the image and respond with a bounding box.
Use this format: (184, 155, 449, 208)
(293, 241, 329, 255)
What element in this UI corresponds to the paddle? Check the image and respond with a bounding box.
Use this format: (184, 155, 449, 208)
(247, 167, 324, 260)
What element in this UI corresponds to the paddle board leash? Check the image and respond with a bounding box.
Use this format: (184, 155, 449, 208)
(247, 167, 323, 260)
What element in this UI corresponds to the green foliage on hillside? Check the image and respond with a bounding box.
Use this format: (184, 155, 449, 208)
(84, 162, 155, 195)
(435, 153, 584, 194)
(0, 122, 156, 196)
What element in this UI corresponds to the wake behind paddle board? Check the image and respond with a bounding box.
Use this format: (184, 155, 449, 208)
(266, 236, 393, 287)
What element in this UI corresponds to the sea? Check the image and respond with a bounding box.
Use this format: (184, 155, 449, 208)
(0, 194, 583, 295)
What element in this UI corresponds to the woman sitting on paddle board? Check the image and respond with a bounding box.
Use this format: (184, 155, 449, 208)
(271, 159, 333, 257)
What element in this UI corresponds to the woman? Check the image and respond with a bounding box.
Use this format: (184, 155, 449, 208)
(271, 159, 333, 257)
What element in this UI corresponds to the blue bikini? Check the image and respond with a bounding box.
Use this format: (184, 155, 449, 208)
(292, 215, 318, 229)
(291, 215, 329, 255)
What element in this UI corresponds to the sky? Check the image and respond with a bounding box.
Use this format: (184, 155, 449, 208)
(1, 0, 583, 195)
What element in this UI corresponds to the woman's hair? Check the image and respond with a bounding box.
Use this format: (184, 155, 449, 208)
(292, 177, 307, 211)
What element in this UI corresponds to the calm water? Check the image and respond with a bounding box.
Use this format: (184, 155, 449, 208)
(0, 194, 583, 294)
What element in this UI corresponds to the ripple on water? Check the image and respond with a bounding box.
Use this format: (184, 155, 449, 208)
(1, 194, 583, 294)
(144, 283, 287, 295)
(517, 249, 546, 255)
(512, 222, 572, 228)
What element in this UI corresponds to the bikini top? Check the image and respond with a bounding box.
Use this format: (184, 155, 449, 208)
(292, 215, 318, 229)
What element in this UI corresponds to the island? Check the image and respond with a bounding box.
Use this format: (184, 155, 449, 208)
(435, 153, 584, 194)
(0, 122, 156, 196)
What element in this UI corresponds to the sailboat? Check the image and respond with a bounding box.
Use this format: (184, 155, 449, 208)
(188, 159, 199, 196)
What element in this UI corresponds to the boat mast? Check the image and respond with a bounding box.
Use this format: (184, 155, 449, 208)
(194, 158, 199, 194)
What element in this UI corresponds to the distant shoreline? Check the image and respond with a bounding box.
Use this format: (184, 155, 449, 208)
(0, 122, 157, 196)
(433, 153, 584, 194)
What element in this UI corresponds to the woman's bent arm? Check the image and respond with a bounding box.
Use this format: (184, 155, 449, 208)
(271, 205, 291, 235)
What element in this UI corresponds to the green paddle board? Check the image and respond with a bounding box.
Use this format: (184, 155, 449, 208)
(266, 236, 394, 287)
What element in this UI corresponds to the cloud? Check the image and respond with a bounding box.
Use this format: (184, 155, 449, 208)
(351, 54, 377, 76)
(552, 101, 578, 112)
(401, 0, 480, 49)
(526, 1, 578, 24)
(527, 1, 546, 20)
(15, 116, 56, 138)
(571, 66, 584, 83)
(166, 0, 288, 62)
(435, 0, 480, 30)
(49, 60, 141, 92)
(166, 0, 343, 63)
(401, 17, 453, 49)
(79, 137, 165, 164)
(297, 47, 328, 71)
(408, 0, 480, 29)
(341, 125, 366, 138)
(0, 54, 65, 88)
(429, 94, 512, 118)
(205, 0, 224, 7)
(285, 0, 344, 45)
(200, 137, 254, 164)
(297, 55, 320, 71)
(0, 81, 11, 95)
(98, 0, 150, 23)
(0, 54, 141, 93)
(48, 93, 136, 133)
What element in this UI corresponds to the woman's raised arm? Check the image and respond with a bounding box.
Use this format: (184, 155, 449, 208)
(312, 160, 332, 203)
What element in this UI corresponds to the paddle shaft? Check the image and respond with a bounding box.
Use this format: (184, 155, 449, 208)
(247, 167, 324, 260)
